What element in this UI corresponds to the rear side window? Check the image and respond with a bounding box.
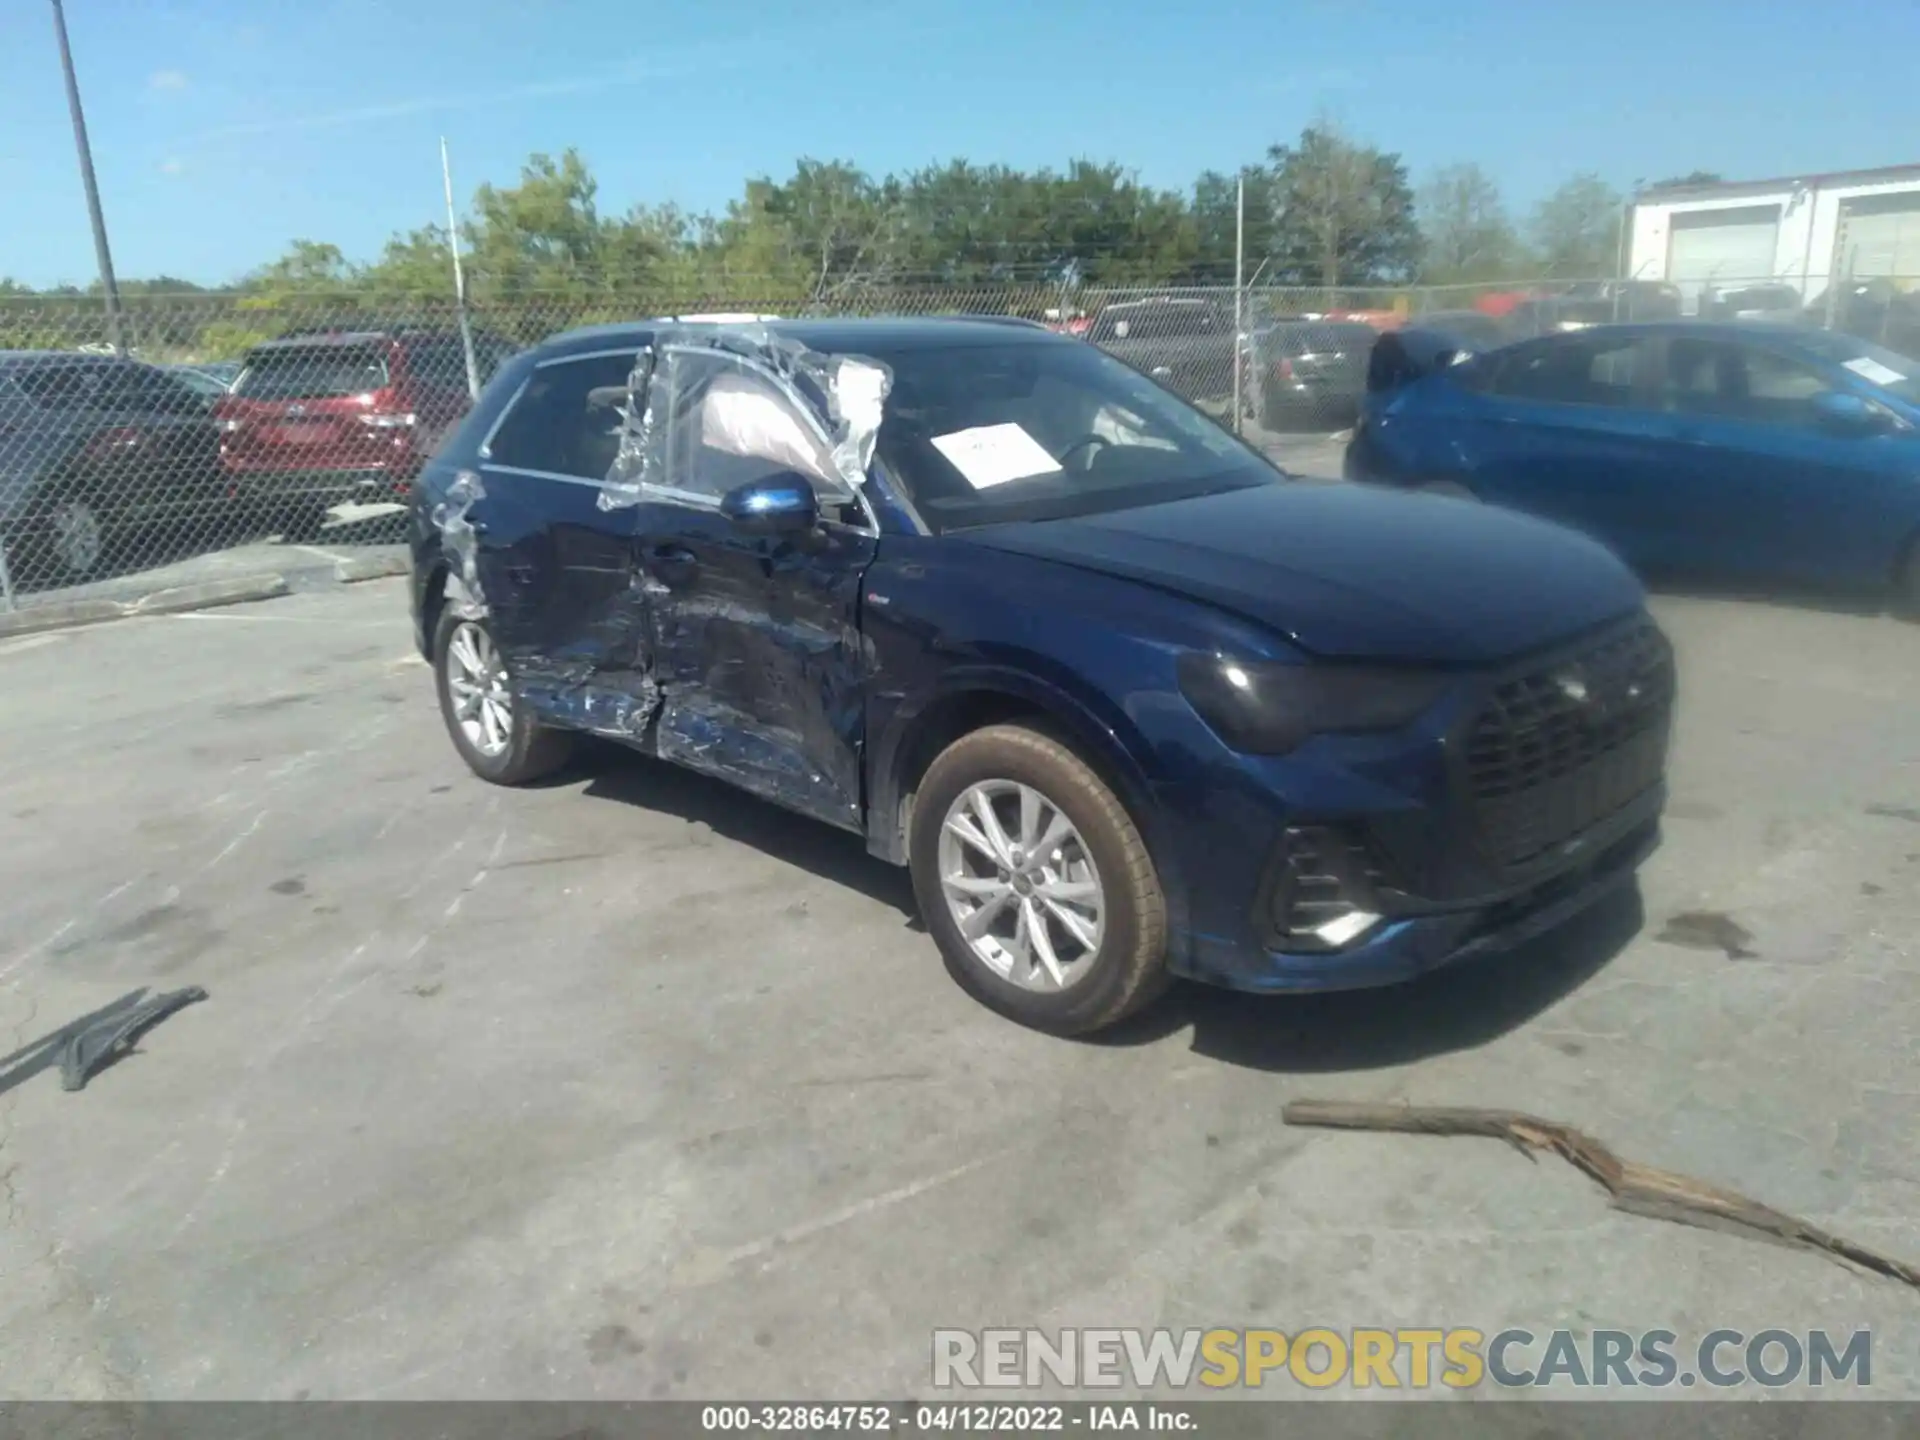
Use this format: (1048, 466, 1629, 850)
(1490, 337, 1644, 407)
(235, 343, 391, 400)
(483, 352, 639, 479)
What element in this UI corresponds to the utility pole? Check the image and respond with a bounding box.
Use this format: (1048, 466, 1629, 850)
(50, 0, 125, 356)
(440, 138, 481, 401)
(1232, 173, 1246, 436)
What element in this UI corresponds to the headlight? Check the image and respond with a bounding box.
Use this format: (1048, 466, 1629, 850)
(1176, 654, 1449, 755)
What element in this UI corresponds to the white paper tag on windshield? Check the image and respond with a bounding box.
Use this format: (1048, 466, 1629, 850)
(1844, 356, 1906, 387)
(930, 422, 1062, 489)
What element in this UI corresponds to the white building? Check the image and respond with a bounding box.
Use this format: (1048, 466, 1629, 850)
(1626, 163, 1920, 312)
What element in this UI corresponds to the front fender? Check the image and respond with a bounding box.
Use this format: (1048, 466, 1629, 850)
(866, 655, 1197, 969)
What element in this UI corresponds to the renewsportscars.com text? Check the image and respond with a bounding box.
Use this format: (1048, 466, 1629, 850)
(931, 1327, 1873, 1391)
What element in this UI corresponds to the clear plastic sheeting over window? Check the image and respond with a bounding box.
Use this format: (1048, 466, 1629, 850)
(702, 370, 831, 482)
(599, 324, 892, 511)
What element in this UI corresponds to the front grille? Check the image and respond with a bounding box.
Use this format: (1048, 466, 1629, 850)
(1464, 618, 1674, 867)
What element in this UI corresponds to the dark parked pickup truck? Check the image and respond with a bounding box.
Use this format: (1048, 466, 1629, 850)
(1087, 298, 1239, 405)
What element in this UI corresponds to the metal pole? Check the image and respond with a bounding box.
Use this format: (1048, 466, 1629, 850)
(50, 0, 124, 357)
(441, 137, 481, 401)
(1232, 173, 1246, 436)
(1613, 185, 1637, 323)
(0, 535, 16, 613)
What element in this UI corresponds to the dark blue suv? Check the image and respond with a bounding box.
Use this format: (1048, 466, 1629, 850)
(408, 317, 1674, 1035)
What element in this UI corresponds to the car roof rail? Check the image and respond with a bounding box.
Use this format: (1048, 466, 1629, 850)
(941, 313, 1053, 330)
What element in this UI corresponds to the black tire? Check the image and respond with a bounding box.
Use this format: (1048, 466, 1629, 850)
(908, 723, 1170, 1036)
(432, 608, 573, 785)
(33, 491, 112, 585)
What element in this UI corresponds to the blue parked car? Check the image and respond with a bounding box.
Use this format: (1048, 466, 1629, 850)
(409, 317, 1673, 1035)
(1346, 320, 1920, 605)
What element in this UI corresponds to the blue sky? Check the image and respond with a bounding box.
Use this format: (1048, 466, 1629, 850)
(3, 0, 1917, 288)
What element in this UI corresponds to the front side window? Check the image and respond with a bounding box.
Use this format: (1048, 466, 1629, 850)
(484, 352, 637, 479)
(1664, 339, 1831, 426)
(650, 348, 843, 505)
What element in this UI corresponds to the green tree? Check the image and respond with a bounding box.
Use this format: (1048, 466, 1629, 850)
(1188, 167, 1272, 278)
(1650, 170, 1723, 189)
(1530, 173, 1624, 279)
(1262, 122, 1423, 288)
(1417, 163, 1525, 283)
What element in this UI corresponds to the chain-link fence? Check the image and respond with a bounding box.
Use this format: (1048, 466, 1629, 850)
(4, 272, 1917, 612)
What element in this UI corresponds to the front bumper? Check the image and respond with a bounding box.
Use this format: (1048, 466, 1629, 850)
(1163, 613, 1674, 995)
(1178, 800, 1661, 994)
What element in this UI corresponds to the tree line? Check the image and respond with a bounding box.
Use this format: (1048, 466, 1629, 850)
(0, 122, 1718, 355)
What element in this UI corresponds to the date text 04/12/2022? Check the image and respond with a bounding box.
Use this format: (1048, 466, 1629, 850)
(699, 1405, 1196, 1432)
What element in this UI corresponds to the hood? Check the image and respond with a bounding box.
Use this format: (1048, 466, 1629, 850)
(958, 481, 1644, 665)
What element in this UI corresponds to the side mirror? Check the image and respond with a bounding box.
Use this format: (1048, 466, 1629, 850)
(1811, 391, 1889, 436)
(719, 474, 820, 535)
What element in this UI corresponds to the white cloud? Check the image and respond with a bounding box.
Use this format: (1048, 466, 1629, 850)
(149, 70, 189, 92)
(159, 157, 184, 175)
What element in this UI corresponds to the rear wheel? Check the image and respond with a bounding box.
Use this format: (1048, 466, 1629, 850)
(909, 724, 1169, 1036)
(46, 494, 109, 580)
(433, 610, 573, 784)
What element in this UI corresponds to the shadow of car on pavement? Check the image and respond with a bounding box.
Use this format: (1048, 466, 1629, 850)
(563, 741, 1641, 1071)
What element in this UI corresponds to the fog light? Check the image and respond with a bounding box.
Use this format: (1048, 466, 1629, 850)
(1265, 825, 1386, 952)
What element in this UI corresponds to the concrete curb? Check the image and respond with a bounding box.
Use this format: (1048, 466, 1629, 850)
(129, 574, 292, 616)
(334, 553, 410, 584)
(1, 572, 301, 639)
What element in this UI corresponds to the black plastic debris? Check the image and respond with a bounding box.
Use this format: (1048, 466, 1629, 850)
(59, 986, 208, 1092)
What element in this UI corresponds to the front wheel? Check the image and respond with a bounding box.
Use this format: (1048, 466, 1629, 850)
(433, 610, 573, 784)
(909, 724, 1170, 1036)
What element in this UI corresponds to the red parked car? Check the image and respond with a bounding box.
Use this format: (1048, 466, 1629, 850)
(214, 328, 512, 535)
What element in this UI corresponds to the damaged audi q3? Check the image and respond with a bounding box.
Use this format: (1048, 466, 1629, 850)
(407, 316, 1675, 1036)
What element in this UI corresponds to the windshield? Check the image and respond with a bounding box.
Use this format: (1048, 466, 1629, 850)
(235, 343, 390, 400)
(1791, 330, 1920, 406)
(862, 339, 1278, 532)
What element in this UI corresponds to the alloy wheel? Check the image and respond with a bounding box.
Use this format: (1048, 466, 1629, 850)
(445, 621, 514, 758)
(52, 500, 103, 577)
(937, 779, 1106, 992)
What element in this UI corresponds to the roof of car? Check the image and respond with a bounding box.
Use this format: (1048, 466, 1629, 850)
(538, 314, 1066, 359)
(1514, 320, 1830, 345)
(250, 331, 395, 350)
(0, 350, 152, 368)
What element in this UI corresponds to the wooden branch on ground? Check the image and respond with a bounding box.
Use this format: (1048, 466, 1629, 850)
(1281, 1099, 1920, 1291)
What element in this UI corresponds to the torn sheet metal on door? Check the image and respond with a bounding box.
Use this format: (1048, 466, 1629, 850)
(431, 468, 491, 619)
(593, 323, 891, 822)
